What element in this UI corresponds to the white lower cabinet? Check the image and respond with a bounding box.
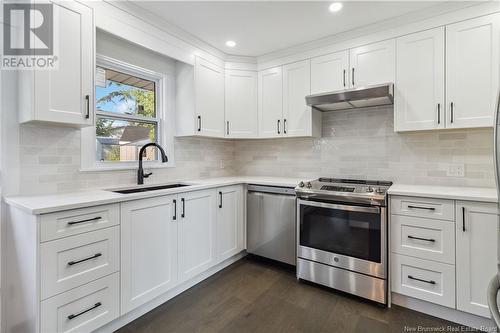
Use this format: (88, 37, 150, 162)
(41, 273, 119, 333)
(456, 201, 499, 317)
(178, 189, 217, 283)
(216, 186, 244, 262)
(120, 195, 178, 313)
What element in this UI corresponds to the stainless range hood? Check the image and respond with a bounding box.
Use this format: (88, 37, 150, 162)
(306, 83, 394, 112)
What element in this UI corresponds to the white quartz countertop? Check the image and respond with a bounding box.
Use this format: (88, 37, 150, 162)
(4, 176, 306, 215)
(388, 184, 498, 203)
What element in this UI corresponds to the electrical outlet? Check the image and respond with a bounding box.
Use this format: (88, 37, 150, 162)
(447, 164, 465, 177)
(219, 160, 225, 169)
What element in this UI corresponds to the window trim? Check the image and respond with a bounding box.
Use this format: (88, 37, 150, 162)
(81, 54, 175, 171)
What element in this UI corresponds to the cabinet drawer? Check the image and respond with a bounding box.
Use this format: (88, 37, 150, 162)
(40, 204, 119, 242)
(391, 196, 455, 221)
(40, 227, 119, 299)
(391, 215, 455, 264)
(391, 254, 455, 308)
(41, 273, 119, 333)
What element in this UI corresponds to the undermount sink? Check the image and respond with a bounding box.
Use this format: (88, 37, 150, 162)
(110, 183, 190, 194)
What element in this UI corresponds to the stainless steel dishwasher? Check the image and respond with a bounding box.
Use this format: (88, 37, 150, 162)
(247, 184, 296, 265)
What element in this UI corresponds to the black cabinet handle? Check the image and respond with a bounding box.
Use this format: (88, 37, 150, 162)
(343, 69, 346, 87)
(227, 121, 229, 135)
(408, 275, 436, 285)
(352, 68, 355, 86)
(408, 235, 435, 243)
(277, 119, 281, 134)
(462, 206, 466, 232)
(181, 198, 185, 218)
(197, 115, 201, 132)
(283, 119, 287, 134)
(219, 191, 223, 208)
(85, 95, 90, 119)
(173, 199, 177, 220)
(67, 253, 102, 266)
(67, 216, 102, 226)
(68, 302, 102, 320)
(437, 103, 441, 125)
(450, 102, 454, 123)
(407, 205, 435, 211)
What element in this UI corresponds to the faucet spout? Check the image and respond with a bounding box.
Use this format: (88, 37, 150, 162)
(137, 143, 169, 185)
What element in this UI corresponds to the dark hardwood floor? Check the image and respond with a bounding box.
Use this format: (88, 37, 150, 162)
(116, 256, 471, 333)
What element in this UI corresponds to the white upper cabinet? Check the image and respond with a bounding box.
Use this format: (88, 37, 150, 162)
(349, 39, 395, 88)
(120, 195, 178, 313)
(258, 66, 284, 138)
(395, 28, 445, 132)
(19, 1, 94, 127)
(216, 186, 244, 262)
(310, 50, 349, 94)
(446, 13, 500, 129)
(195, 57, 225, 137)
(225, 70, 258, 138)
(178, 189, 217, 283)
(456, 201, 499, 317)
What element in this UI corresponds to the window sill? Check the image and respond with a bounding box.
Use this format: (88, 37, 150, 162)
(80, 161, 176, 172)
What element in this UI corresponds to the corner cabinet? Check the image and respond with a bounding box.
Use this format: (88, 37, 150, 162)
(225, 70, 258, 138)
(176, 56, 225, 137)
(456, 201, 499, 317)
(18, 1, 94, 127)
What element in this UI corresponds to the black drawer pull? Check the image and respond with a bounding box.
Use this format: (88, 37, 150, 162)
(67, 253, 102, 266)
(407, 205, 435, 211)
(408, 275, 436, 285)
(173, 199, 177, 220)
(219, 191, 223, 208)
(85, 95, 90, 119)
(408, 235, 435, 243)
(68, 302, 102, 320)
(67, 216, 102, 225)
(181, 198, 185, 218)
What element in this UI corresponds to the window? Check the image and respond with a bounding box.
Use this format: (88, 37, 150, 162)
(81, 54, 174, 171)
(95, 66, 159, 162)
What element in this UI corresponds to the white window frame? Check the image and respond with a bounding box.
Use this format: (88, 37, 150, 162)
(81, 54, 175, 171)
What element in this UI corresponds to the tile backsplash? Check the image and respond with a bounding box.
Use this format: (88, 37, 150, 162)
(17, 106, 495, 195)
(234, 106, 495, 188)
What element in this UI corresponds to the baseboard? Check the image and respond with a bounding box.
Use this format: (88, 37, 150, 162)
(392, 293, 497, 331)
(95, 252, 247, 333)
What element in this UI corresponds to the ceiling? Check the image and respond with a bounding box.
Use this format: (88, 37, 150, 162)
(132, 1, 448, 57)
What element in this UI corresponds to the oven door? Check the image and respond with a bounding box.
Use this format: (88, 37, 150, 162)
(297, 199, 386, 279)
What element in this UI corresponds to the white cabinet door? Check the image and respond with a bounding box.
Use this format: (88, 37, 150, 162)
(395, 28, 445, 131)
(178, 190, 217, 283)
(225, 70, 258, 138)
(283, 60, 312, 137)
(311, 50, 349, 94)
(456, 201, 499, 317)
(195, 57, 225, 137)
(349, 39, 395, 88)
(31, 1, 93, 126)
(216, 186, 244, 262)
(258, 66, 283, 138)
(120, 195, 178, 313)
(446, 13, 499, 129)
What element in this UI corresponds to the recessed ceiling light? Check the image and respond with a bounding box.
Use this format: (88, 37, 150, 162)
(225, 40, 236, 48)
(329, 2, 343, 12)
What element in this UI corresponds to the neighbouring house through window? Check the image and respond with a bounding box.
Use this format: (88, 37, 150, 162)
(95, 64, 160, 162)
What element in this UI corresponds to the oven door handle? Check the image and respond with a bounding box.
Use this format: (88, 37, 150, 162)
(297, 199, 380, 214)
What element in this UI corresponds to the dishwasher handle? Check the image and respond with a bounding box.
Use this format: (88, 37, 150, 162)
(247, 184, 296, 196)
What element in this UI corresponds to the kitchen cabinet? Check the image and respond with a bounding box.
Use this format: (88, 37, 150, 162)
(178, 189, 217, 283)
(349, 39, 395, 88)
(225, 70, 258, 138)
(176, 56, 225, 137)
(310, 50, 349, 94)
(446, 13, 500, 129)
(216, 186, 244, 262)
(456, 201, 499, 317)
(395, 28, 445, 132)
(120, 195, 178, 313)
(258, 66, 284, 138)
(18, 0, 94, 127)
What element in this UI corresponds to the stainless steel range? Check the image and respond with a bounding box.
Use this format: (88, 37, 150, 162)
(295, 178, 392, 304)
